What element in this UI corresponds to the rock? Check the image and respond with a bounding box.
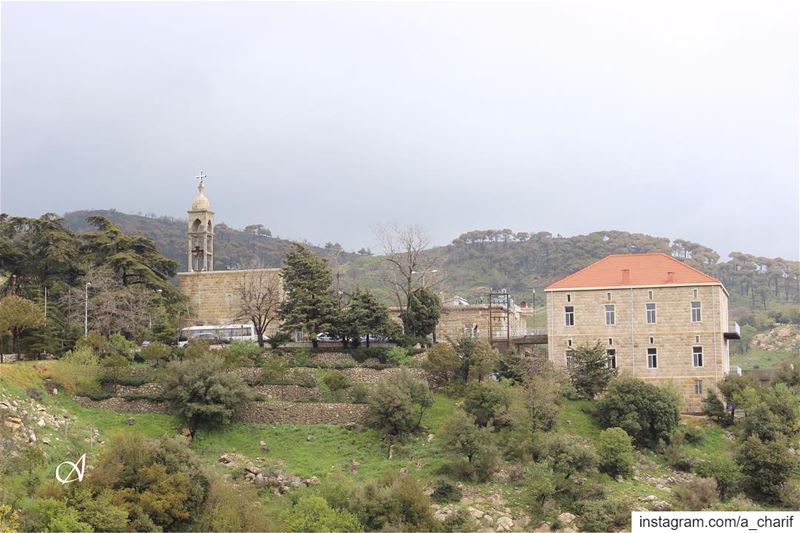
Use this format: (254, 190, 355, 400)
(306, 434, 313, 442)
(4, 416, 22, 431)
(254, 473, 267, 486)
(638, 495, 658, 502)
(126, 417, 136, 425)
(350, 459, 360, 472)
(652, 501, 673, 511)
(514, 516, 531, 529)
(179, 427, 192, 437)
(245, 466, 262, 475)
(42, 437, 51, 445)
(260, 440, 269, 452)
(468, 507, 485, 520)
(304, 476, 320, 486)
(558, 512, 576, 525)
(496, 516, 513, 532)
(218, 453, 237, 466)
(427, 433, 435, 443)
(388, 444, 395, 459)
(28, 432, 37, 444)
(344, 422, 358, 431)
(533, 522, 551, 532)
(615, 474, 624, 482)
(482, 515, 494, 526)
(399, 467, 410, 477)
(0, 401, 9, 410)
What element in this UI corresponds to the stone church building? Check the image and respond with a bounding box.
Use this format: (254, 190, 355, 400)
(177, 178, 282, 332)
(545, 253, 740, 412)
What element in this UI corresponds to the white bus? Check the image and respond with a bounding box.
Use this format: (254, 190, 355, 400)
(178, 324, 258, 346)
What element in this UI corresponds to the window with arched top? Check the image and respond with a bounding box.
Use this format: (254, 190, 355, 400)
(192, 219, 202, 232)
(207, 220, 213, 232)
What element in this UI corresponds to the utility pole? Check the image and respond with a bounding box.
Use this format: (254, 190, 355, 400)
(84, 282, 92, 336)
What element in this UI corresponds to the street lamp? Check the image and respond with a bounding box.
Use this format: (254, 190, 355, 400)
(84, 282, 92, 336)
(532, 289, 536, 329)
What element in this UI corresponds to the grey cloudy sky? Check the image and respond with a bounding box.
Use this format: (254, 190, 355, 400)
(2, 1, 798, 260)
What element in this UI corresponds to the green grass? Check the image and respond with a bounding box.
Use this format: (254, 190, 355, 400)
(731, 348, 795, 370)
(556, 400, 600, 439)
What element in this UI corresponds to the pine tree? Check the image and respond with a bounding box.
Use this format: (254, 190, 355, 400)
(568, 341, 617, 399)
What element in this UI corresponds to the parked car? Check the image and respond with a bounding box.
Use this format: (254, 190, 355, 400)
(316, 332, 341, 342)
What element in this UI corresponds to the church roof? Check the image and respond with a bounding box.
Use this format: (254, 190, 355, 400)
(546, 253, 721, 291)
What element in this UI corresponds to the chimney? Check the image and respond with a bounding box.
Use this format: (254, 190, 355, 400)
(667, 271, 675, 283)
(622, 269, 630, 284)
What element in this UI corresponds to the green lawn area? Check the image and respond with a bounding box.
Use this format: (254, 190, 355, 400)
(731, 348, 795, 370)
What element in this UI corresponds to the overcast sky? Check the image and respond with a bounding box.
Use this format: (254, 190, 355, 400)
(2, 1, 798, 260)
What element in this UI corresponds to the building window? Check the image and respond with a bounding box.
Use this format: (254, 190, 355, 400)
(607, 349, 616, 369)
(608, 338, 613, 346)
(566, 351, 576, 369)
(648, 290, 653, 300)
(565, 306, 575, 326)
(694, 380, 703, 394)
(647, 348, 658, 369)
(607, 292, 612, 301)
(566, 293, 571, 303)
(695, 335, 700, 344)
(646, 303, 656, 324)
(693, 346, 703, 367)
(649, 336, 655, 344)
(691, 301, 702, 322)
(567, 339, 573, 347)
(605, 304, 615, 325)
(693, 289, 698, 299)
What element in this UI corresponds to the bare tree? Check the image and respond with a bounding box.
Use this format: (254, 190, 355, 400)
(376, 224, 442, 315)
(236, 270, 282, 348)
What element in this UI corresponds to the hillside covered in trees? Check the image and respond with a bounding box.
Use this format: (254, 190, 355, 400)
(61, 211, 799, 323)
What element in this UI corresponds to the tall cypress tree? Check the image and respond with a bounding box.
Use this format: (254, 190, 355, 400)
(279, 244, 337, 347)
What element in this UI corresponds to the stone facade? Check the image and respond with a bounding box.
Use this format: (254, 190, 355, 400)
(389, 303, 531, 344)
(546, 283, 734, 412)
(178, 269, 283, 331)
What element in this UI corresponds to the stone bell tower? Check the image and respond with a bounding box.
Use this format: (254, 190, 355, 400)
(187, 172, 214, 272)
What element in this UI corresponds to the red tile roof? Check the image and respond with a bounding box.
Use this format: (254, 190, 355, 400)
(546, 253, 721, 290)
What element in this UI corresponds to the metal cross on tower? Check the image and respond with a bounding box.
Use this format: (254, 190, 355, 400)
(196, 170, 207, 187)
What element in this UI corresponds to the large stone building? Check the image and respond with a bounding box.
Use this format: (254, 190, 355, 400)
(177, 178, 282, 332)
(545, 253, 740, 412)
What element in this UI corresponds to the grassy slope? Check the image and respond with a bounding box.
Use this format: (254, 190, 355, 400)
(731, 349, 796, 370)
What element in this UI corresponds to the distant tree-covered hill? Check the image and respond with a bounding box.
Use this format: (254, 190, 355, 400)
(61, 211, 799, 323)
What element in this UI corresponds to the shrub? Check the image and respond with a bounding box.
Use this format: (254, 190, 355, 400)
(696, 457, 742, 500)
(366, 370, 432, 439)
(594, 377, 680, 449)
(681, 425, 705, 445)
(160, 353, 251, 437)
(75, 331, 108, 354)
(350, 383, 370, 404)
(702, 389, 730, 426)
(596, 427, 635, 478)
(108, 333, 135, 360)
(463, 381, 512, 428)
(183, 339, 211, 360)
(527, 462, 556, 517)
(522, 362, 568, 431)
(424, 343, 460, 386)
(140, 341, 173, 365)
(351, 347, 388, 364)
(675, 478, 719, 511)
(441, 509, 474, 533)
(323, 371, 350, 392)
(223, 341, 262, 367)
(261, 354, 289, 384)
(440, 410, 500, 481)
(742, 402, 783, 442)
(779, 479, 800, 510)
(268, 332, 293, 349)
(567, 341, 617, 399)
(282, 495, 362, 532)
(20, 498, 92, 533)
(289, 348, 313, 367)
(70, 487, 129, 532)
(664, 441, 697, 472)
(350, 474, 437, 532)
(430, 479, 462, 503)
(539, 433, 598, 478)
(317, 469, 356, 511)
(195, 478, 270, 532)
(386, 346, 412, 367)
(737, 435, 798, 501)
(576, 499, 630, 533)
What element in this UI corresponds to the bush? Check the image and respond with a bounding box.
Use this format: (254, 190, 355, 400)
(696, 457, 743, 500)
(575, 499, 630, 532)
(223, 341, 262, 367)
(108, 333, 135, 360)
(268, 332, 293, 349)
(440, 410, 500, 482)
(567, 341, 617, 399)
(430, 479, 462, 503)
(350, 383, 370, 404)
(664, 441, 697, 472)
(140, 341, 173, 365)
(323, 371, 350, 392)
(522, 362, 568, 431)
(182, 339, 211, 360)
(20, 498, 92, 533)
(350, 474, 437, 532)
(441, 509, 474, 533)
(195, 477, 270, 532)
(675, 478, 719, 511)
(261, 354, 289, 384)
(539, 433, 598, 478)
(594, 378, 681, 449)
(289, 348, 313, 367)
(366, 370, 432, 439)
(282, 495, 362, 532)
(681, 425, 705, 445)
(737, 435, 798, 501)
(702, 389, 730, 426)
(424, 343, 460, 386)
(596, 427, 635, 478)
(463, 381, 512, 428)
(386, 346, 412, 367)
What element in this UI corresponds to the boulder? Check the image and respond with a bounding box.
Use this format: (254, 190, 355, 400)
(652, 501, 673, 511)
(260, 440, 269, 452)
(42, 437, 51, 445)
(514, 516, 531, 529)
(638, 495, 658, 502)
(496, 516, 514, 532)
(468, 507, 485, 520)
(4, 416, 22, 431)
(179, 427, 192, 438)
(557, 512, 577, 525)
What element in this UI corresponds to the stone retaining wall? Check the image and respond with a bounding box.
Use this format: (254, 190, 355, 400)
(73, 397, 367, 425)
(253, 385, 322, 402)
(341, 367, 427, 384)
